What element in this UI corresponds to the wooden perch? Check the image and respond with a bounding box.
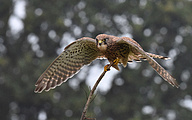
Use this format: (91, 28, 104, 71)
(80, 62, 114, 120)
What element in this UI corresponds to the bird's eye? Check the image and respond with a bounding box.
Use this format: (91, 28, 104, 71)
(103, 38, 108, 41)
(96, 38, 98, 41)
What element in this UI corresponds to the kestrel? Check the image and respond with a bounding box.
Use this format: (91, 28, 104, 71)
(34, 34, 179, 93)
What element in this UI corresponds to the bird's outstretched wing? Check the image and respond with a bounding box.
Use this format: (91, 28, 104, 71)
(116, 37, 179, 88)
(35, 37, 100, 93)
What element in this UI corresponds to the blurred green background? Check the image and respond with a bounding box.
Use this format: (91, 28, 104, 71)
(0, 0, 192, 120)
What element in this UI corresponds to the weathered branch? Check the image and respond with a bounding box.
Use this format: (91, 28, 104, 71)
(80, 63, 114, 120)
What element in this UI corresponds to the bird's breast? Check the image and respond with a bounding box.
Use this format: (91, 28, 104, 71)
(104, 43, 130, 65)
(97, 44, 107, 51)
(104, 45, 120, 60)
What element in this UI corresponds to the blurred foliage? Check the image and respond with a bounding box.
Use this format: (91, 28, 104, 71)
(0, 0, 192, 120)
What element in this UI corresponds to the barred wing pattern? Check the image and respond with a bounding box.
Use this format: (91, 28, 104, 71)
(35, 37, 100, 93)
(127, 52, 170, 63)
(117, 38, 179, 88)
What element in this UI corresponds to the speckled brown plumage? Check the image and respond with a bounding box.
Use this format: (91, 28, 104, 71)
(34, 34, 178, 93)
(35, 37, 101, 93)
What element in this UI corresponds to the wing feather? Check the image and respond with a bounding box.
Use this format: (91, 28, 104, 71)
(117, 38, 179, 88)
(35, 37, 100, 93)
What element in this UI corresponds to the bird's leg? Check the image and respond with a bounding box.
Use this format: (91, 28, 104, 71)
(111, 58, 120, 71)
(104, 58, 120, 72)
(113, 58, 120, 65)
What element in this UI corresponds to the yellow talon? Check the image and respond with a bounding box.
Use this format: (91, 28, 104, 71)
(104, 64, 110, 71)
(104, 58, 120, 72)
(113, 58, 120, 65)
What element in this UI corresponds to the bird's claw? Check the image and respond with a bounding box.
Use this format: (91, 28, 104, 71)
(113, 58, 119, 65)
(104, 64, 110, 71)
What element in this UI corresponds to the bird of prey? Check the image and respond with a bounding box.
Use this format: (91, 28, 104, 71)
(34, 34, 179, 93)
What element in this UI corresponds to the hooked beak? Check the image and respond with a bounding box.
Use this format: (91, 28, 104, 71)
(98, 40, 103, 46)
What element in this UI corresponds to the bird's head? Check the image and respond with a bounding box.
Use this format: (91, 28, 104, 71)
(95, 34, 111, 51)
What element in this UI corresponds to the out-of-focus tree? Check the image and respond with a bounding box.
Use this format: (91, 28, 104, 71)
(0, 0, 191, 120)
